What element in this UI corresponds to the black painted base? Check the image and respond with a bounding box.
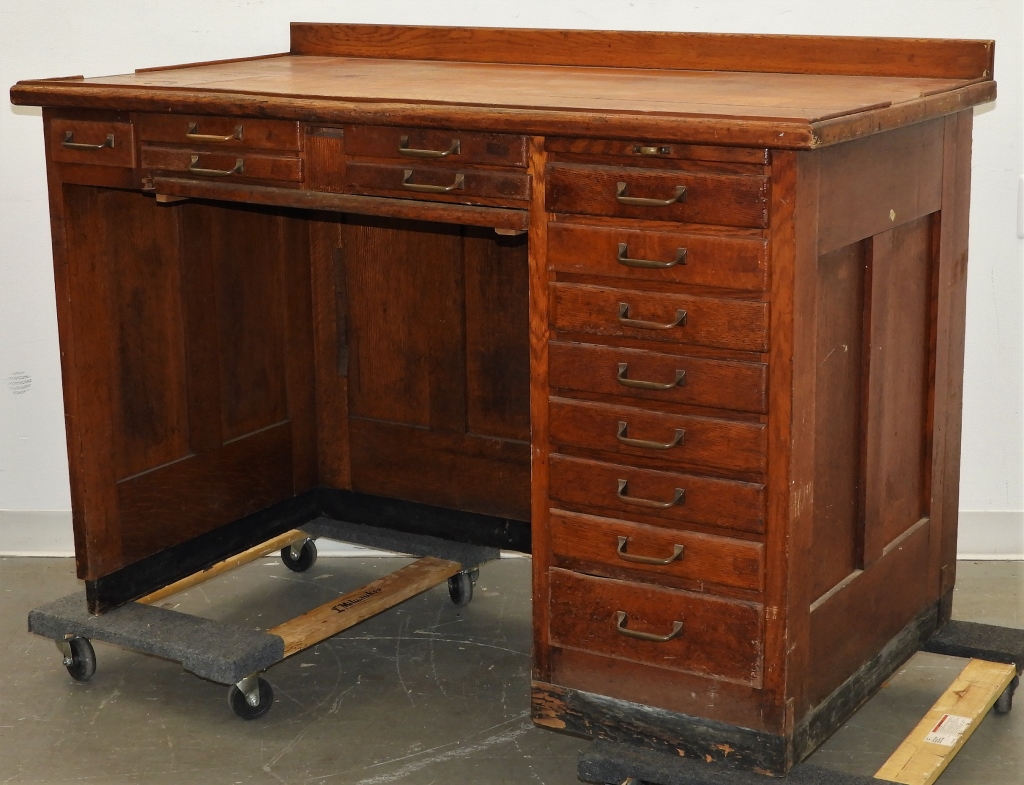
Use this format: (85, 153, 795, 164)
(85, 487, 530, 613)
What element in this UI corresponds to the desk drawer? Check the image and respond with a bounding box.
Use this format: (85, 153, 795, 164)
(549, 341, 767, 414)
(548, 223, 766, 291)
(550, 510, 764, 593)
(345, 125, 528, 167)
(346, 162, 530, 206)
(137, 114, 300, 151)
(51, 118, 135, 168)
(546, 163, 768, 228)
(551, 283, 768, 352)
(141, 147, 303, 183)
(548, 568, 763, 685)
(550, 454, 765, 534)
(549, 397, 766, 476)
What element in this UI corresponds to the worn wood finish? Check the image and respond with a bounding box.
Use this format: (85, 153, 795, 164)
(347, 161, 530, 206)
(545, 137, 768, 165)
(50, 117, 135, 168)
(137, 113, 300, 150)
(345, 125, 528, 167)
(142, 146, 303, 183)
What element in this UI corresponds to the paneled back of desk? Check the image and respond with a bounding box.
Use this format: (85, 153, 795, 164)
(10, 23, 995, 773)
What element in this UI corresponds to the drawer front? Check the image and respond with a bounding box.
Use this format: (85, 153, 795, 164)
(549, 397, 766, 475)
(551, 283, 768, 352)
(546, 163, 768, 228)
(545, 137, 769, 166)
(137, 114, 300, 151)
(549, 341, 767, 414)
(51, 119, 135, 168)
(548, 223, 766, 291)
(548, 568, 763, 685)
(346, 162, 530, 205)
(140, 147, 303, 183)
(550, 510, 764, 592)
(550, 454, 764, 534)
(345, 125, 528, 167)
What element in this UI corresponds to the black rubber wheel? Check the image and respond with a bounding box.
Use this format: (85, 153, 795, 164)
(448, 570, 475, 606)
(63, 637, 96, 682)
(228, 678, 274, 720)
(280, 539, 317, 572)
(994, 675, 1019, 715)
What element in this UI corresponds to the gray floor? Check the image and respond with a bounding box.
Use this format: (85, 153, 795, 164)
(0, 556, 1020, 784)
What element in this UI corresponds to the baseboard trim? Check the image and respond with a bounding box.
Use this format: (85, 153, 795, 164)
(0, 510, 74, 556)
(956, 511, 1024, 560)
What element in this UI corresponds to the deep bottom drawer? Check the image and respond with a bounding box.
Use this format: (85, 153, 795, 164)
(548, 568, 763, 686)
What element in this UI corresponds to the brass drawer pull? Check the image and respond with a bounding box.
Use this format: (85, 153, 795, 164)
(615, 611, 683, 642)
(62, 131, 114, 151)
(615, 181, 686, 207)
(616, 421, 684, 451)
(616, 536, 684, 565)
(617, 479, 685, 509)
(188, 155, 244, 177)
(617, 242, 687, 269)
(186, 122, 243, 142)
(398, 136, 461, 158)
(402, 169, 465, 193)
(616, 363, 686, 391)
(633, 145, 671, 156)
(618, 302, 687, 330)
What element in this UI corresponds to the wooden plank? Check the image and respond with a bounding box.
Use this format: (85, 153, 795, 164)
(270, 556, 462, 656)
(875, 659, 1016, 785)
(289, 24, 994, 80)
(138, 529, 309, 604)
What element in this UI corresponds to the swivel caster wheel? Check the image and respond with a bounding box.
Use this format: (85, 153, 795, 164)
(994, 674, 1019, 715)
(448, 568, 479, 607)
(58, 636, 96, 682)
(281, 538, 317, 572)
(228, 676, 274, 720)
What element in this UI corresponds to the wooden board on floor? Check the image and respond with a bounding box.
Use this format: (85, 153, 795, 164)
(875, 658, 1017, 785)
(270, 556, 462, 656)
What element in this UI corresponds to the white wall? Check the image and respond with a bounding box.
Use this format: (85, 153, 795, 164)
(1, 1, 1022, 557)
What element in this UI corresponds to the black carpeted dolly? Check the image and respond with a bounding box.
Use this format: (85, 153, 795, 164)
(577, 620, 1022, 785)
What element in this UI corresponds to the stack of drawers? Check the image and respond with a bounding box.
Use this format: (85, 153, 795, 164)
(541, 139, 771, 692)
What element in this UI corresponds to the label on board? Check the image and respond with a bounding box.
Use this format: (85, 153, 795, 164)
(923, 713, 972, 746)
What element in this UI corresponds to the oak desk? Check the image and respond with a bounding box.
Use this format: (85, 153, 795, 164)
(10, 23, 996, 774)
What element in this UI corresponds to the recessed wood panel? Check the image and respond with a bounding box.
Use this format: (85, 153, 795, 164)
(810, 240, 866, 601)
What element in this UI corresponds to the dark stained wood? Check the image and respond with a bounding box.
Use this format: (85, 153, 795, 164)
(549, 454, 765, 535)
(547, 223, 767, 291)
(549, 509, 763, 593)
(141, 147, 303, 183)
(305, 126, 346, 193)
(345, 125, 527, 167)
(152, 176, 530, 230)
(545, 137, 768, 165)
(137, 113, 300, 150)
(463, 229, 531, 441)
(346, 161, 530, 206)
(550, 283, 768, 352)
(50, 117, 135, 168)
(290, 24, 994, 80)
(548, 569, 763, 685)
(548, 341, 768, 415)
(547, 163, 768, 228)
(549, 397, 766, 476)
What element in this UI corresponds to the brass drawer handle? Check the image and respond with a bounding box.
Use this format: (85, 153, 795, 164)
(618, 302, 687, 330)
(633, 145, 671, 156)
(398, 136, 461, 158)
(617, 479, 685, 509)
(188, 155, 244, 177)
(402, 169, 465, 193)
(186, 122, 242, 142)
(617, 242, 687, 269)
(615, 181, 686, 207)
(615, 611, 683, 642)
(616, 363, 686, 391)
(62, 131, 114, 151)
(616, 536, 684, 565)
(616, 421, 684, 451)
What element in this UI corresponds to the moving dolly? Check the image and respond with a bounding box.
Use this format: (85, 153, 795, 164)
(579, 620, 1022, 785)
(28, 516, 497, 719)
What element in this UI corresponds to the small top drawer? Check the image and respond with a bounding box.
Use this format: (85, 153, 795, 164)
(345, 125, 528, 167)
(137, 114, 300, 151)
(51, 118, 135, 168)
(546, 163, 768, 228)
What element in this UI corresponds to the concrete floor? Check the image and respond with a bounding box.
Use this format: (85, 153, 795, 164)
(0, 556, 1020, 784)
